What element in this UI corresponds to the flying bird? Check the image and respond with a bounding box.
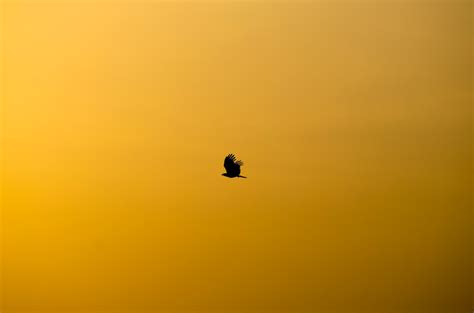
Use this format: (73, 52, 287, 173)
(222, 154, 246, 178)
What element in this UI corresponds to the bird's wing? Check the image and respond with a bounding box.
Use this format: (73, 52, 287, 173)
(224, 154, 237, 172)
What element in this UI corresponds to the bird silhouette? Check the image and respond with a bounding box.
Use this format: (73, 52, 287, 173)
(222, 154, 246, 178)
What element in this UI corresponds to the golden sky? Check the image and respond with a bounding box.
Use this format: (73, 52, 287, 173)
(1, 0, 472, 312)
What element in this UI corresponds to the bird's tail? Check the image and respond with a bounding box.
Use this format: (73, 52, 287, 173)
(238, 175, 247, 178)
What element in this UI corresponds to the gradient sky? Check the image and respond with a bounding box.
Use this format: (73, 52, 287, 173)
(1, 0, 472, 312)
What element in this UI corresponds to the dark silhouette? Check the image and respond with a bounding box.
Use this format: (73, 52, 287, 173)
(222, 154, 246, 178)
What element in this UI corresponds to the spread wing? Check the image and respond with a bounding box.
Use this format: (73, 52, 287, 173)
(224, 154, 244, 173)
(224, 154, 238, 173)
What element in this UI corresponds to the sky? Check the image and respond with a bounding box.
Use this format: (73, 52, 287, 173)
(0, 0, 472, 312)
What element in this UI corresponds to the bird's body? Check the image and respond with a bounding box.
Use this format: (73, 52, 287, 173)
(222, 154, 246, 178)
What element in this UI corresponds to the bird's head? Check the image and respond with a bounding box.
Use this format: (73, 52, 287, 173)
(222, 173, 230, 177)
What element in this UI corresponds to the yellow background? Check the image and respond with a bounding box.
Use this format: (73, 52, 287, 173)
(0, 0, 472, 312)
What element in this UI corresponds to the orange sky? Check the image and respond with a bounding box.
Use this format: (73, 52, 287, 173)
(1, 1, 472, 312)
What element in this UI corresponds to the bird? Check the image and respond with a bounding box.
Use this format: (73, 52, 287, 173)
(222, 154, 247, 178)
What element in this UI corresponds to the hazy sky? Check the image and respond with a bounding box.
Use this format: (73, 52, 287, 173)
(1, 1, 472, 312)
